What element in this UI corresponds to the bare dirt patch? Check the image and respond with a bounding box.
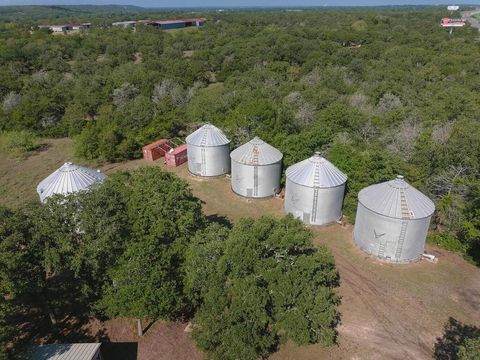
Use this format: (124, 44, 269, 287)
(92, 319, 202, 360)
(134, 52, 143, 64)
(183, 50, 195, 58)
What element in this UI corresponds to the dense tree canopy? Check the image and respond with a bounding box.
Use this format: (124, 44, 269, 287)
(185, 216, 340, 360)
(97, 167, 205, 320)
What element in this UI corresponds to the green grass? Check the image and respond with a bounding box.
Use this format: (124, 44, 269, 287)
(0, 130, 40, 156)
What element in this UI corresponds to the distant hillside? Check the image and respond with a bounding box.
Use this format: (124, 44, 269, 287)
(0, 5, 147, 22)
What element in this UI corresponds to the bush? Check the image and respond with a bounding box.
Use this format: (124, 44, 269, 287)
(427, 232, 465, 253)
(458, 337, 480, 360)
(0, 130, 38, 154)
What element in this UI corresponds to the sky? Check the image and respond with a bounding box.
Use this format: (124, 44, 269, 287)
(0, 0, 478, 7)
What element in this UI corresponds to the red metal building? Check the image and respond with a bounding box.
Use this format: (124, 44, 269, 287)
(165, 144, 188, 167)
(142, 139, 172, 161)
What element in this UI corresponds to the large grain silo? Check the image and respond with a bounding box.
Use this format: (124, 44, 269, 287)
(230, 137, 283, 198)
(37, 162, 106, 203)
(353, 175, 435, 264)
(285, 153, 347, 225)
(186, 124, 231, 177)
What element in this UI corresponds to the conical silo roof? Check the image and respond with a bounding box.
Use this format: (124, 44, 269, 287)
(358, 175, 435, 219)
(186, 123, 230, 147)
(230, 137, 283, 165)
(37, 162, 106, 203)
(286, 153, 347, 188)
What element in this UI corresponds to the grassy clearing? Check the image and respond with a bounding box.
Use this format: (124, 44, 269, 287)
(0, 138, 74, 207)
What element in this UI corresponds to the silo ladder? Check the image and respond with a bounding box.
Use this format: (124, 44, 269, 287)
(378, 241, 386, 258)
(253, 166, 258, 197)
(200, 127, 208, 147)
(310, 164, 321, 223)
(396, 190, 411, 260)
(201, 148, 206, 176)
(252, 145, 259, 197)
(395, 222, 408, 260)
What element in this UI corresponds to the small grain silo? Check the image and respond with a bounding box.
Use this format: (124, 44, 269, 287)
(37, 162, 106, 203)
(285, 153, 347, 225)
(186, 124, 231, 177)
(353, 175, 435, 263)
(230, 137, 283, 198)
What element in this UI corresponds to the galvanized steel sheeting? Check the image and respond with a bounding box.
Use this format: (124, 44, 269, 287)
(33, 343, 101, 360)
(284, 154, 347, 225)
(354, 202, 431, 263)
(185, 123, 230, 147)
(187, 143, 231, 176)
(353, 175, 434, 263)
(358, 176, 435, 220)
(37, 162, 106, 203)
(186, 124, 231, 177)
(285, 154, 347, 188)
(285, 178, 345, 225)
(230, 137, 283, 166)
(231, 160, 282, 198)
(230, 137, 282, 198)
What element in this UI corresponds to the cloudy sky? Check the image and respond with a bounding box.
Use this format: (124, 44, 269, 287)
(0, 0, 478, 7)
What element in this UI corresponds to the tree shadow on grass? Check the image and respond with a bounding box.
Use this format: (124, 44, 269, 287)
(102, 342, 138, 360)
(433, 317, 480, 359)
(10, 308, 111, 358)
(13, 310, 139, 360)
(206, 214, 232, 228)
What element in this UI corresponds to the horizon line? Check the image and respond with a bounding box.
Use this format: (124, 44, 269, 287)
(1, 3, 479, 8)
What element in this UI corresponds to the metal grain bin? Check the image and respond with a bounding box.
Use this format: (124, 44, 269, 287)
(230, 137, 283, 198)
(353, 175, 435, 264)
(186, 124, 230, 177)
(285, 153, 347, 225)
(37, 162, 106, 203)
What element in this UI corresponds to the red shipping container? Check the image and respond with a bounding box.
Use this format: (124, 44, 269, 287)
(142, 139, 172, 161)
(165, 144, 188, 167)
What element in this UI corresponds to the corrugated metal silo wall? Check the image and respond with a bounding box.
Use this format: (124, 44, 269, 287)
(284, 179, 345, 225)
(187, 144, 231, 176)
(231, 161, 282, 198)
(353, 202, 432, 263)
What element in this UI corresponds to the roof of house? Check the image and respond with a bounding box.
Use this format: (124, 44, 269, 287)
(152, 18, 207, 24)
(32, 343, 101, 360)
